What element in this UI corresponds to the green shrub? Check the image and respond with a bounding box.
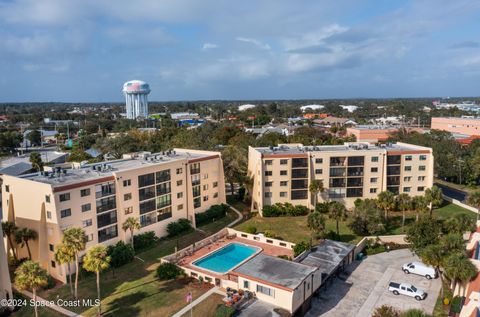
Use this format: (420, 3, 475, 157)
(133, 231, 157, 251)
(195, 204, 229, 225)
(41, 274, 56, 290)
(156, 262, 183, 280)
(107, 241, 135, 268)
(244, 226, 257, 234)
(450, 296, 463, 313)
(293, 241, 311, 257)
(167, 218, 193, 237)
(215, 304, 236, 317)
(262, 203, 309, 217)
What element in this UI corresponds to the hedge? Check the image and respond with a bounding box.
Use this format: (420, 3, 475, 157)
(107, 241, 135, 268)
(167, 218, 193, 237)
(263, 203, 309, 217)
(156, 262, 183, 280)
(215, 304, 236, 317)
(195, 204, 229, 225)
(133, 231, 157, 251)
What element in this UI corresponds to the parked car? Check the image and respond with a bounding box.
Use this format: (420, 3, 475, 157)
(388, 282, 427, 301)
(402, 262, 437, 279)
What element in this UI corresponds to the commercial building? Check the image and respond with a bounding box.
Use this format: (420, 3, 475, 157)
(0, 222, 13, 312)
(346, 126, 425, 143)
(247, 142, 434, 213)
(2, 149, 226, 283)
(431, 117, 480, 136)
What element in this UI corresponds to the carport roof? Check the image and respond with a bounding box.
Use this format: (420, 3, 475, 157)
(297, 240, 355, 277)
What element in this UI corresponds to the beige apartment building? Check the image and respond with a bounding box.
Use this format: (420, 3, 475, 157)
(0, 222, 13, 310)
(2, 149, 226, 283)
(248, 142, 434, 214)
(431, 117, 480, 136)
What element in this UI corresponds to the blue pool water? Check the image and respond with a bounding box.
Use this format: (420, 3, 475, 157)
(193, 243, 259, 273)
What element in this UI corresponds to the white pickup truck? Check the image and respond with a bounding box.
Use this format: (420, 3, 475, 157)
(388, 282, 427, 301)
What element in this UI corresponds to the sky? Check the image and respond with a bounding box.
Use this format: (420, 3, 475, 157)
(0, 0, 480, 102)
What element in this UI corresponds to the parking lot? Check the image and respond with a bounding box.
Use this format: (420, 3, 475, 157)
(307, 249, 442, 317)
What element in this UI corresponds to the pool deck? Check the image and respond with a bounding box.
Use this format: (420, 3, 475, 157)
(178, 236, 294, 280)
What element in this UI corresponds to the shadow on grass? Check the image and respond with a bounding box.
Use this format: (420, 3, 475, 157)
(102, 291, 146, 317)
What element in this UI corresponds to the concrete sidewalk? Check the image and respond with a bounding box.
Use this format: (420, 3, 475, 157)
(16, 288, 84, 317)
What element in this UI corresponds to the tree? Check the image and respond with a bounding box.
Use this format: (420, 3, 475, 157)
(328, 201, 347, 236)
(420, 244, 446, 297)
(405, 217, 440, 251)
(0, 131, 22, 151)
(376, 191, 396, 221)
(14, 228, 37, 260)
(122, 217, 141, 252)
(443, 213, 475, 234)
(1, 221, 18, 261)
(468, 191, 480, 221)
(83, 245, 111, 317)
(348, 199, 385, 236)
(307, 211, 326, 237)
(156, 262, 183, 280)
(14, 261, 48, 317)
(62, 227, 87, 299)
(424, 186, 443, 217)
(443, 253, 477, 296)
(222, 145, 248, 195)
(27, 130, 42, 146)
(309, 179, 324, 211)
(412, 196, 429, 222)
(395, 193, 412, 232)
(55, 243, 75, 296)
(440, 233, 465, 254)
(372, 305, 400, 317)
(29, 152, 44, 172)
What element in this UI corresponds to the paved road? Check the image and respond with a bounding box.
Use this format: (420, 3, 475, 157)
(307, 249, 441, 317)
(435, 183, 467, 202)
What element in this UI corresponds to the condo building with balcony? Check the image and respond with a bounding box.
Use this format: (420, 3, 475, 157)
(248, 142, 433, 214)
(2, 149, 226, 283)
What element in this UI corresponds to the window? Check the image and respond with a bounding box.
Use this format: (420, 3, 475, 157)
(404, 176, 412, 182)
(280, 170, 287, 176)
(124, 193, 132, 201)
(315, 158, 323, 164)
(265, 160, 273, 165)
(405, 155, 412, 161)
(265, 171, 272, 176)
(243, 280, 250, 289)
(95, 182, 116, 198)
(49, 244, 54, 252)
(156, 182, 171, 195)
(178, 204, 184, 210)
(403, 187, 411, 193)
(371, 167, 378, 173)
(371, 156, 379, 162)
(138, 173, 155, 187)
(97, 210, 117, 228)
(176, 168, 183, 175)
(60, 208, 71, 218)
(193, 197, 201, 208)
(139, 186, 156, 201)
(156, 194, 172, 209)
(213, 182, 218, 188)
(177, 192, 183, 199)
(47, 211, 52, 219)
(370, 178, 377, 183)
(51, 261, 56, 268)
(80, 188, 91, 197)
(59, 193, 70, 202)
(265, 182, 273, 187)
(404, 166, 412, 171)
(124, 207, 133, 215)
(280, 181, 288, 186)
(280, 192, 287, 197)
(5, 185, 9, 192)
(98, 225, 118, 243)
(370, 188, 377, 193)
(214, 192, 219, 198)
(87, 234, 93, 242)
(280, 159, 288, 165)
(256, 285, 274, 297)
(203, 184, 209, 190)
(177, 180, 183, 186)
(264, 192, 272, 198)
(418, 186, 425, 191)
(156, 169, 171, 183)
(45, 195, 50, 203)
(420, 155, 427, 161)
(82, 219, 92, 227)
(81, 203, 91, 213)
(203, 195, 208, 202)
(418, 176, 425, 181)
(315, 169, 323, 175)
(190, 163, 200, 174)
(419, 165, 426, 171)
(123, 179, 131, 187)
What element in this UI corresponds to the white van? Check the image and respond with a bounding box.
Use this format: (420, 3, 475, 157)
(402, 262, 437, 279)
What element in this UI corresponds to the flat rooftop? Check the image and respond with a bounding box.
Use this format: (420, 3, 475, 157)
(233, 254, 316, 290)
(297, 240, 355, 277)
(254, 142, 429, 155)
(18, 150, 214, 186)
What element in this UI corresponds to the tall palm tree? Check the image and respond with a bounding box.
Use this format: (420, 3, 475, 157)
(396, 193, 412, 233)
(424, 186, 443, 217)
(440, 233, 465, 254)
(55, 243, 75, 296)
(309, 179, 324, 211)
(468, 190, 480, 221)
(14, 228, 37, 260)
(62, 227, 87, 299)
(412, 196, 429, 222)
(83, 245, 111, 317)
(443, 252, 478, 296)
(420, 244, 445, 297)
(1, 221, 18, 261)
(14, 260, 48, 317)
(122, 217, 141, 252)
(376, 191, 396, 221)
(328, 201, 347, 236)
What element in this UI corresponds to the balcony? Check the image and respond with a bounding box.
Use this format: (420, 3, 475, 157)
(97, 210, 117, 228)
(348, 156, 365, 166)
(387, 155, 401, 165)
(347, 167, 364, 177)
(96, 197, 116, 214)
(98, 225, 118, 243)
(292, 158, 308, 168)
(330, 157, 346, 167)
(291, 168, 308, 179)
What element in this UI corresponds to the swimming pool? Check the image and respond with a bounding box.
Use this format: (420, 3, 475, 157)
(192, 243, 260, 274)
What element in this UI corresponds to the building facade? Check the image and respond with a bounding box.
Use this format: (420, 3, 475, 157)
(431, 117, 480, 136)
(0, 222, 13, 312)
(346, 126, 426, 143)
(2, 149, 226, 283)
(248, 142, 434, 214)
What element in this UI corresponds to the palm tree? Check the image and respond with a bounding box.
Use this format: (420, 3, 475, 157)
(14, 261, 48, 317)
(62, 227, 87, 299)
(468, 190, 480, 221)
(309, 179, 324, 211)
(396, 193, 412, 233)
(376, 191, 396, 221)
(440, 233, 465, 254)
(443, 252, 478, 296)
(55, 243, 75, 296)
(122, 217, 141, 252)
(328, 201, 347, 236)
(83, 245, 111, 316)
(14, 228, 37, 260)
(1, 221, 18, 261)
(307, 211, 326, 237)
(412, 196, 429, 222)
(424, 186, 443, 217)
(420, 244, 445, 297)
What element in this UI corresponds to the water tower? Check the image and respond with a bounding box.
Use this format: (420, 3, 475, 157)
(122, 80, 151, 119)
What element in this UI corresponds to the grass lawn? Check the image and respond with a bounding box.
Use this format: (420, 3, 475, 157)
(10, 293, 65, 317)
(180, 293, 224, 317)
(38, 209, 239, 317)
(226, 196, 251, 215)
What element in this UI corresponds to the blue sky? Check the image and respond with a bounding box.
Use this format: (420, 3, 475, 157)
(0, 0, 480, 102)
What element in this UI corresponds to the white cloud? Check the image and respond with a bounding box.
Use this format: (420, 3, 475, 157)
(235, 37, 271, 50)
(201, 43, 219, 51)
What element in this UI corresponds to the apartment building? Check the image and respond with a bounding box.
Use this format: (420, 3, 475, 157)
(0, 222, 13, 310)
(346, 125, 426, 143)
(2, 149, 226, 283)
(248, 142, 433, 214)
(431, 117, 480, 136)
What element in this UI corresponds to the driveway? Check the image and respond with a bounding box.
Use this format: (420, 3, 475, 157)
(307, 249, 442, 317)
